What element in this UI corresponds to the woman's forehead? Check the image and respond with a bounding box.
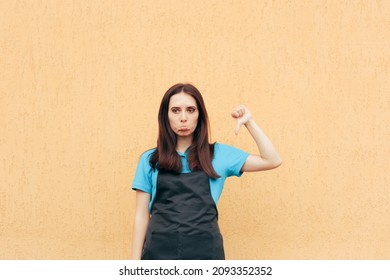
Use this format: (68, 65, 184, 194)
(169, 92, 197, 107)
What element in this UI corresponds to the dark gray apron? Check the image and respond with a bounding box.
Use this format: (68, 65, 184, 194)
(141, 170, 225, 260)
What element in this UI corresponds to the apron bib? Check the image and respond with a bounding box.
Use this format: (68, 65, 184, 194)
(141, 170, 225, 260)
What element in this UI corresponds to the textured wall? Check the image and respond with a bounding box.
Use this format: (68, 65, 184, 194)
(1, 0, 389, 259)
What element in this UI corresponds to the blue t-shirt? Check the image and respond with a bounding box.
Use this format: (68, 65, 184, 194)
(132, 142, 250, 213)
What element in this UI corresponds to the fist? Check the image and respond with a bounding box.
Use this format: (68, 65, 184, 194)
(231, 105, 252, 135)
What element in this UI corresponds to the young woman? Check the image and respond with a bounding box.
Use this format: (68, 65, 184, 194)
(132, 83, 282, 260)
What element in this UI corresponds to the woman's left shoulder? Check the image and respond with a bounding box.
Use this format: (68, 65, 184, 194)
(212, 142, 247, 156)
(212, 142, 228, 150)
(213, 142, 239, 151)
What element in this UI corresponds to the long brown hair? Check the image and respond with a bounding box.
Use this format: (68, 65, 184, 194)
(150, 83, 220, 179)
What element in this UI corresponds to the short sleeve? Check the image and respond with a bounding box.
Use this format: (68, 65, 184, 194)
(131, 150, 154, 194)
(214, 143, 250, 177)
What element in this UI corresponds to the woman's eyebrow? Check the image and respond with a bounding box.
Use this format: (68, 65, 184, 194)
(170, 105, 197, 109)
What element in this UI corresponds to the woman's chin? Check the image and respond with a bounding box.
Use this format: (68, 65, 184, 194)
(176, 130, 193, 138)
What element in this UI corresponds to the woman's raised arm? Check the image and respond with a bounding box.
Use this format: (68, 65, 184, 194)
(231, 105, 282, 172)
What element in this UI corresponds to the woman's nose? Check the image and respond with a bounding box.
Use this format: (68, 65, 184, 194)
(180, 111, 187, 121)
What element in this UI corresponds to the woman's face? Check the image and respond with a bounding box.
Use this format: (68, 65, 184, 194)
(168, 92, 199, 139)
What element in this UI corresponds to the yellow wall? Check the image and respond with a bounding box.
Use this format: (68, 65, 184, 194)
(1, 0, 389, 259)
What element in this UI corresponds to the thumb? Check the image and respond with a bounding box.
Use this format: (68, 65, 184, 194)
(235, 121, 242, 135)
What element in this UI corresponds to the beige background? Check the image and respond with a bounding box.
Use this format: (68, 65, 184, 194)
(1, 0, 389, 259)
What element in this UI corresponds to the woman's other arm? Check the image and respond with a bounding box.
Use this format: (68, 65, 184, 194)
(231, 105, 282, 172)
(131, 190, 150, 260)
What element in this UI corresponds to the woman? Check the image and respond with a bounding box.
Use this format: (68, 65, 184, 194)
(132, 83, 282, 260)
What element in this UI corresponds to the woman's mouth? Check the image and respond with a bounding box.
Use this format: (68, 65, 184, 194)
(179, 126, 189, 131)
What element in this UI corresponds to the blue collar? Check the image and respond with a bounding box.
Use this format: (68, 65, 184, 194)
(177, 150, 188, 157)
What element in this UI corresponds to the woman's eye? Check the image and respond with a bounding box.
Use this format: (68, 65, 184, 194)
(172, 108, 179, 113)
(187, 108, 195, 113)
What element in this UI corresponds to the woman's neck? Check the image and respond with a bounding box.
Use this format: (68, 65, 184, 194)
(176, 136, 193, 153)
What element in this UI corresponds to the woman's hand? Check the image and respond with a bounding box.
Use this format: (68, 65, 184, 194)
(231, 105, 253, 135)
